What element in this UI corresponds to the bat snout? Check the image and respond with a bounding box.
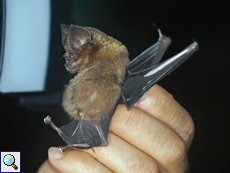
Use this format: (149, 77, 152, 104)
(65, 59, 73, 66)
(64, 57, 83, 73)
(64, 53, 78, 68)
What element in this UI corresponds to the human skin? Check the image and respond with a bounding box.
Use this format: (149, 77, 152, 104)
(37, 84, 194, 173)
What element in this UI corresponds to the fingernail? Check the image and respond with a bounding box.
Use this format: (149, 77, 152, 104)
(48, 147, 64, 159)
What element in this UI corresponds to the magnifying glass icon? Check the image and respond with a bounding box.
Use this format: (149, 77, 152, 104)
(3, 154, 18, 170)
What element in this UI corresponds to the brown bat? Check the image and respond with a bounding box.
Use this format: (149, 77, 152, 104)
(62, 24, 130, 147)
(45, 24, 129, 150)
(44, 24, 199, 152)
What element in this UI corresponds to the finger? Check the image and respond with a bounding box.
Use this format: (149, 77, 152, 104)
(48, 147, 113, 173)
(134, 84, 194, 147)
(85, 132, 159, 173)
(37, 160, 60, 173)
(110, 105, 188, 173)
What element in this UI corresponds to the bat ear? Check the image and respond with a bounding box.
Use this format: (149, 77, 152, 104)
(60, 24, 70, 47)
(67, 24, 91, 53)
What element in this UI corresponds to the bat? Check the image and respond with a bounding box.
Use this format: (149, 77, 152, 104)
(44, 24, 199, 152)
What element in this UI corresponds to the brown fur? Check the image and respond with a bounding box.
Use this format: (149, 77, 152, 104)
(62, 26, 129, 122)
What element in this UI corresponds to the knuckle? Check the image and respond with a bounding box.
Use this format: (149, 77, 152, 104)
(137, 159, 160, 173)
(127, 156, 159, 173)
(154, 89, 175, 115)
(120, 107, 141, 136)
(175, 108, 195, 144)
(166, 139, 186, 165)
(183, 117, 195, 144)
(112, 105, 141, 134)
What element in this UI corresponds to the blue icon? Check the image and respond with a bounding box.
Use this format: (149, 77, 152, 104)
(3, 154, 18, 170)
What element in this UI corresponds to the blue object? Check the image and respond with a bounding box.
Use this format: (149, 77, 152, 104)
(3, 154, 14, 165)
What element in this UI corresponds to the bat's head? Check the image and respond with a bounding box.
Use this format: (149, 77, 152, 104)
(61, 24, 92, 73)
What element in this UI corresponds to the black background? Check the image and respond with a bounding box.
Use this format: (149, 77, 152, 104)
(0, 0, 229, 172)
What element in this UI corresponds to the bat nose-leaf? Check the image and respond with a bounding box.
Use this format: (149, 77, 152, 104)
(65, 59, 73, 66)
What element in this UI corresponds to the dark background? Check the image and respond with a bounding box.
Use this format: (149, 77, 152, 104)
(0, 0, 229, 172)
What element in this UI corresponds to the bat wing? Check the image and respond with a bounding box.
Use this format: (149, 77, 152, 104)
(128, 29, 171, 73)
(119, 41, 199, 110)
(44, 106, 117, 151)
(59, 106, 116, 146)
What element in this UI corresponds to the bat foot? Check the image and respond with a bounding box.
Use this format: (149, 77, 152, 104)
(45, 116, 109, 152)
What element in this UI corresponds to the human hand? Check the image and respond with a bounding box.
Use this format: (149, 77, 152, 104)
(37, 85, 194, 173)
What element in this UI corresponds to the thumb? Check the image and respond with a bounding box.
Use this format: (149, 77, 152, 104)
(48, 147, 112, 173)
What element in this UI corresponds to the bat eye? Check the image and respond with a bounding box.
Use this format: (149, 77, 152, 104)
(71, 55, 76, 59)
